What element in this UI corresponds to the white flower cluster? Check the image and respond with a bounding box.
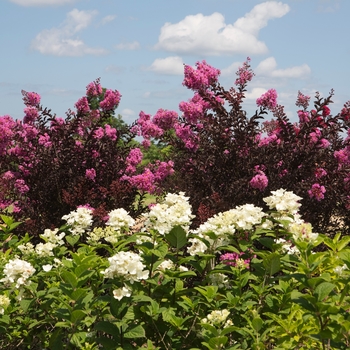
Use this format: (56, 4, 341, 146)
(0, 258, 36, 288)
(113, 284, 132, 301)
(333, 264, 348, 276)
(188, 204, 265, 256)
(0, 295, 10, 315)
(263, 189, 302, 214)
(202, 309, 232, 328)
(102, 251, 149, 283)
(87, 226, 121, 244)
(289, 222, 318, 243)
(106, 208, 135, 232)
(18, 228, 66, 257)
(62, 207, 93, 235)
(144, 192, 194, 235)
(208, 273, 230, 289)
(275, 238, 300, 255)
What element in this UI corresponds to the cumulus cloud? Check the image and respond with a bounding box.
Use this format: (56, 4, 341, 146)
(115, 41, 140, 50)
(10, 0, 77, 5)
(221, 62, 241, 77)
(31, 9, 108, 56)
(155, 1, 290, 55)
(121, 108, 136, 117)
(148, 56, 184, 75)
(256, 57, 311, 78)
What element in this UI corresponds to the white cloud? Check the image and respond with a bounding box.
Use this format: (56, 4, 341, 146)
(148, 56, 184, 75)
(115, 41, 140, 50)
(101, 15, 116, 25)
(121, 108, 136, 117)
(221, 62, 241, 77)
(256, 57, 311, 78)
(31, 9, 108, 56)
(155, 1, 290, 55)
(10, 0, 77, 5)
(245, 87, 268, 101)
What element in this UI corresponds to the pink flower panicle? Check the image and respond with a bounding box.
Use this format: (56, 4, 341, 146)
(100, 89, 121, 111)
(220, 252, 250, 269)
(315, 167, 327, 179)
(249, 171, 268, 191)
(86, 81, 103, 97)
(183, 60, 220, 90)
(308, 183, 326, 201)
(133, 111, 163, 140)
(295, 91, 310, 110)
(22, 90, 41, 107)
(179, 93, 210, 124)
(85, 168, 96, 182)
(256, 89, 278, 110)
(125, 148, 143, 174)
(297, 110, 310, 123)
(152, 109, 178, 130)
(38, 133, 52, 148)
(75, 97, 90, 114)
(23, 106, 39, 124)
(235, 57, 254, 86)
(104, 124, 117, 140)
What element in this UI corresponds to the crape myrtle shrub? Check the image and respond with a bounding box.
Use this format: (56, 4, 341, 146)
(132, 58, 350, 234)
(0, 80, 144, 237)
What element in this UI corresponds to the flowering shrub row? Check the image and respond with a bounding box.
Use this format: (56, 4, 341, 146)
(1, 190, 350, 348)
(132, 58, 350, 234)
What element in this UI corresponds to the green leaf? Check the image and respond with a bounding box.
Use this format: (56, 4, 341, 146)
(49, 329, 64, 350)
(337, 236, 350, 251)
(314, 282, 336, 302)
(263, 252, 280, 275)
(70, 309, 86, 323)
(61, 270, 78, 288)
(208, 336, 228, 348)
(252, 317, 263, 332)
(95, 321, 120, 338)
(66, 234, 80, 247)
(124, 324, 146, 338)
(165, 225, 187, 249)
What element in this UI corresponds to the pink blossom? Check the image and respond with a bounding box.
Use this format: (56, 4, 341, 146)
(22, 91, 41, 107)
(297, 110, 310, 123)
(220, 252, 250, 269)
(122, 168, 156, 194)
(14, 179, 29, 194)
(183, 60, 220, 90)
(179, 93, 210, 124)
(322, 106, 331, 117)
(38, 133, 52, 147)
(249, 172, 268, 191)
(100, 89, 121, 111)
(86, 81, 102, 97)
(235, 57, 254, 86)
(174, 123, 199, 151)
(125, 148, 143, 174)
(75, 97, 90, 114)
(308, 183, 326, 201)
(256, 89, 278, 110)
(85, 168, 96, 181)
(295, 91, 310, 109)
(314, 168, 327, 179)
(104, 124, 117, 140)
(134, 111, 163, 140)
(93, 127, 104, 139)
(23, 106, 39, 124)
(152, 109, 178, 130)
(334, 149, 349, 165)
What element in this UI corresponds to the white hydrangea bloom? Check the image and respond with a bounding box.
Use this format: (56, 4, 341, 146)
(333, 264, 348, 276)
(0, 258, 36, 288)
(187, 237, 208, 256)
(106, 208, 135, 232)
(144, 192, 194, 235)
(42, 264, 53, 272)
(263, 189, 302, 214)
(275, 238, 300, 255)
(208, 273, 230, 289)
(0, 295, 10, 315)
(202, 309, 230, 326)
(102, 251, 149, 283)
(35, 242, 56, 257)
(289, 222, 318, 243)
(232, 204, 266, 231)
(113, 285, 132, 300)
(17, 242, 35, 255)
(62, 207, 93, 235)
(157, 259, 175, 272)
(87, 226, 121, 245)
(41, 228, 65, 245)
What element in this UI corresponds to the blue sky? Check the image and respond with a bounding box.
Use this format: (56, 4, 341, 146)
(1, 0, 349, 125)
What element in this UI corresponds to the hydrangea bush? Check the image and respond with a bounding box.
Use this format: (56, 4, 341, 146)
(1, 191, 350, 349)
(132, 58, 350, 234)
